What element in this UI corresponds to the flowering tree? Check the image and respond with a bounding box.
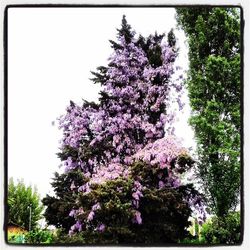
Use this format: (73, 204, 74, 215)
(53, 16, 205, 244)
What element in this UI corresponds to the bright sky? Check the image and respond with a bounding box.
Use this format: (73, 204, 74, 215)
(8, 7, 196, 197)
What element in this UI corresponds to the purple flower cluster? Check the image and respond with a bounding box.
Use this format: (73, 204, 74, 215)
(133, 210, 142, 225)
(97, 223, 106, 232)
(58, 32, 182, 176)
(132, 180, 144, 209)
(91, 163, 129, 185)
(69, 220, 83, 236)
(133, 135, 188, 188)
(131, 180, 144, 224)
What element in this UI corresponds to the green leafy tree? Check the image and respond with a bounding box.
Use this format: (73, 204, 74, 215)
(176, 7, 241, 217)
(8, 178, 44, 231)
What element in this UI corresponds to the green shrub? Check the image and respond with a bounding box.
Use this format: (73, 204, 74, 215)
(53, 229, 85, 244)
(67, 161, 203, 244)
(200, 212, 241, 244)
(25, 229, 54, 244)
(180, 235, 205, 244)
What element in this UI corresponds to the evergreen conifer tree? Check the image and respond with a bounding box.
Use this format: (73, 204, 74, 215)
(42, 170, 85, 233)
(46, 16, 205, 244)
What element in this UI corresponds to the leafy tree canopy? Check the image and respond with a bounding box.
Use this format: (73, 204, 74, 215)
(8, 178, 44, 231)
(176, 7, 241, 217)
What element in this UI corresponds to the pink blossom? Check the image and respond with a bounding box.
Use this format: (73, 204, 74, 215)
(97, 224, 106, 232)
(69, 209, 76, 217)
(158, 180, 165, 189)
(92, 202, 101, 211)
(134, 210, 142, 224)
(71, 181, 77, 190)
(87, 211, 95, 222)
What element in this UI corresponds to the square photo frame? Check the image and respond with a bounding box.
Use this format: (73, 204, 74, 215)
(3, 3, 244, 247)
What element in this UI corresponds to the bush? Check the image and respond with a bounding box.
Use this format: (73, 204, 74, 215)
(68, 160, 204, 244)
(25, 229, 54, 244)
(200, 212, 241, 244)
(180, 235, 205, 244)
(78, 181, 191, 244)
(53, 229, 85, 244)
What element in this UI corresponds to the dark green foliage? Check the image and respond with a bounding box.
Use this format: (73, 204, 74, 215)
(77, 179, 136, 244)
(25, 229, 54, 244)
(180, 235, 205, 244)
(136, 32, 165, 68)
(71, 160, 202, 244)
(117, 15, 134, 43)
(180, 212, 241, 245)
(53, 229, 86, 244)
(200, 212, 241, 244)
(133, 186, 191, 244)
(42, 170, 86, 232)
(176, 7, 241, 217)
(8, 178, 44, 231)
(168, 28, 176, 48)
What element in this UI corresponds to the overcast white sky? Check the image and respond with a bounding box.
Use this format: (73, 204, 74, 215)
(8, 7, 195, 197)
